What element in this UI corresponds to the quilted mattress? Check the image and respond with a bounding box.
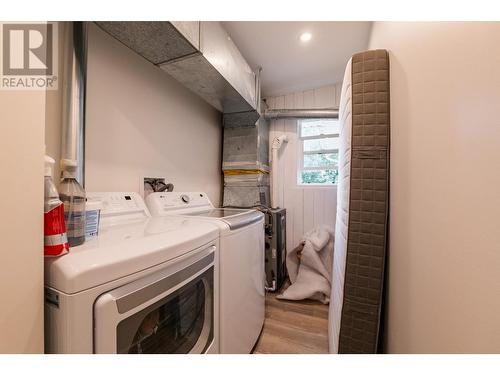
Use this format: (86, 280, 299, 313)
(328, 49, 390, 353)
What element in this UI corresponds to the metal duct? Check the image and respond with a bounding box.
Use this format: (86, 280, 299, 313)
(160, 22, 257, 114)
(263, 108, 339, 120)
(61, 22, 88, 185)
(96, 22, 258, 115)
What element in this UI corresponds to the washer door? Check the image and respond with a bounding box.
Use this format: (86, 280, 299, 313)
(94, 248, 215, 354)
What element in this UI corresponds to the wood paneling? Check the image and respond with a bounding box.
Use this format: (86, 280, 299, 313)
(266, 83, 341, 250)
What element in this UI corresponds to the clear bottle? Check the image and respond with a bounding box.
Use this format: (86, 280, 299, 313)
(59, 159, 86, 247)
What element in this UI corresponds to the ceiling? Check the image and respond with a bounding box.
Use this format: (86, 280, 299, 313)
(222, 22, 373, 97)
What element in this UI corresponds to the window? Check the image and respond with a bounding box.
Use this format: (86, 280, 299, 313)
(298, 119, 339, 185)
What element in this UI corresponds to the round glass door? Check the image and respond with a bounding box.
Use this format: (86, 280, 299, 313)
(116, 268, 213, 354)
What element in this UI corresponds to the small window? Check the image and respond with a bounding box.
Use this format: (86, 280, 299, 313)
(298, 119, 339, 185)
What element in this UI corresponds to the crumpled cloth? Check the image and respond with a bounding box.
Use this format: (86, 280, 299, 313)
(277, 225, 334, 304)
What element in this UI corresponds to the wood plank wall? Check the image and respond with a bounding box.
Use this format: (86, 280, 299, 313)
(265, 83, 342, 251)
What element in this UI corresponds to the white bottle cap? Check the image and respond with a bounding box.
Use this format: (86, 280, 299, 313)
(45, 155, 55, 177)
(61, 158, 78, 178)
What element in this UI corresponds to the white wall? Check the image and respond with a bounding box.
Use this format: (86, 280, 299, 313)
(369, 22, 500, 353)
(266, 83, 341, 250)
(0, 79, 45, 352)
(85, 23, 223, 204)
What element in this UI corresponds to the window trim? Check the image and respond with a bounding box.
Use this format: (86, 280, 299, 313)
(299, 133, 339, 141)
(297, 119, 340, 186)
(303, 148, 338, 155)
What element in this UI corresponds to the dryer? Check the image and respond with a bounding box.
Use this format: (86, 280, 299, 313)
(146, 192, 265, 354)
(44, 192, 220, 354)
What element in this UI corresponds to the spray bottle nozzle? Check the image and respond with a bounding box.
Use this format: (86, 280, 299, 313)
(45, 155, 55, 177)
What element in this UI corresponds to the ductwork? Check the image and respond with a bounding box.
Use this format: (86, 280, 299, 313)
(264, 108, 339, 120)
(95, 21, 258, 115)
(60, 22, 88, 185)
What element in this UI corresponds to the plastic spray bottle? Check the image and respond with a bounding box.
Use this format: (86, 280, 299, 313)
(59, 159, 86, 247)
(44, 155, 69, 256)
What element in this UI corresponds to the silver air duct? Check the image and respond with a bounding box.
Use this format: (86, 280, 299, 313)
(61, 22, 88, 185)
(96, 22, 257, 115)
(264, 108, 339, 120)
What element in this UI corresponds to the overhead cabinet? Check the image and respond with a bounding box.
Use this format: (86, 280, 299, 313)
(96, 21, 257, 114)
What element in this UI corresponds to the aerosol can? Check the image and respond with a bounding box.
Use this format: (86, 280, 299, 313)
(44, 155, 69, 256)
(59, 159, 86, 247)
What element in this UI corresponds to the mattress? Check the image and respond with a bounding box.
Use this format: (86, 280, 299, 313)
(328, 49, 390, 353)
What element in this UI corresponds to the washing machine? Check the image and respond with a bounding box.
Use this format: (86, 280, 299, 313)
(44, 192, 220, 354)
(145, 192, 265, 354)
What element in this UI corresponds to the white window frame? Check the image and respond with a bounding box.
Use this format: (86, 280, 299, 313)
(297, 119, 340, 186)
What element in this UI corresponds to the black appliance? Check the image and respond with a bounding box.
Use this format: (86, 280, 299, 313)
(264, 208, 287, 292)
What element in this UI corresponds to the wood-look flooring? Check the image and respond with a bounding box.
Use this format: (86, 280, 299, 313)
(252, 289, 330, 354)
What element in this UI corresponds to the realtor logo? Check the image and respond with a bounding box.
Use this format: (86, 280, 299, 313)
(1, 22, 58, 90)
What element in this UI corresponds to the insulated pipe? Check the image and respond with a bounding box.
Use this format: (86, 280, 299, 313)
(255, 66, 262, 110)
(264, 108, 339, 120)
(271, 135, 288, 208)
(61, 22, 88, 185)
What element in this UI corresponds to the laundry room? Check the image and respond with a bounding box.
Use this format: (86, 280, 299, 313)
(2, 1, 500, 373)
(5, 19, 379, 356)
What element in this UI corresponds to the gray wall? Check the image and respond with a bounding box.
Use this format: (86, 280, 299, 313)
(84, 23, 223, 204)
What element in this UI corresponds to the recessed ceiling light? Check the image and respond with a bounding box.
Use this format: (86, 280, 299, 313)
(300, 32, 312, 42)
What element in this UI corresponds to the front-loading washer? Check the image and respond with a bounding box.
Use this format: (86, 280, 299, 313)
(145, 192, 265, 354)
(44, 192, 220, 354)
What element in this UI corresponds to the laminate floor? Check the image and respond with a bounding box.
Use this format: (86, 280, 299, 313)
(252, 290, 330, 354)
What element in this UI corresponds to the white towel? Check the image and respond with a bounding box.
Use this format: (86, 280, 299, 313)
(277, 225, 334, 304)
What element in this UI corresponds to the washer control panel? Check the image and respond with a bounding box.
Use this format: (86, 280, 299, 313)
(86, 192, 151, 225)
(146, 192, 213, 215)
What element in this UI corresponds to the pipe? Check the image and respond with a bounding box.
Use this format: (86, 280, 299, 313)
(271, 135, 288, 209)
(264, 108, 339, 120)
(255, 66, 262, 112)
(61, 22, 88, 185)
